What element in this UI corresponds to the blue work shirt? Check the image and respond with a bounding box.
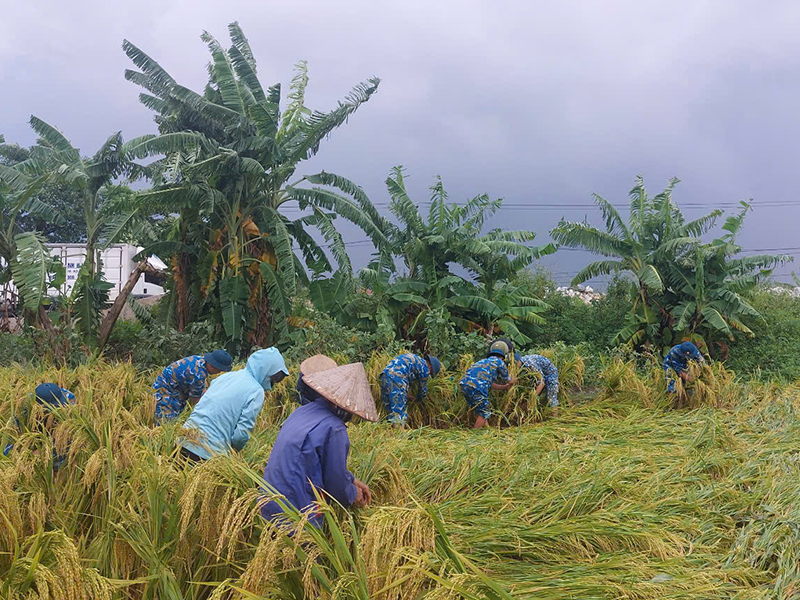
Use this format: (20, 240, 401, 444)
(460, 356, 509, 397)
(381, 353, 431, 400)
(153, 355, 209, 420)
(663, 344, 702, 374)
(260, 398, 357, 528)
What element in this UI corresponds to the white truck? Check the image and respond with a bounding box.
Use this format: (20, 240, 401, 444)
(51, 243, 167, 300)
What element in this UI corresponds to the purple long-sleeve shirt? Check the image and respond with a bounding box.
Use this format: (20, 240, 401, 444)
(260, 398, 357, 528)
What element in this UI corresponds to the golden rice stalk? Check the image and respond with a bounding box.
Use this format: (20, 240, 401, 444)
(599, 358, 654, 405)
(240, 525, 293, 594)
(360, 505, 436, 600)
(216, 488, 263, 561)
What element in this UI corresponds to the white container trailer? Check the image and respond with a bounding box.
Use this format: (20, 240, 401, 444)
(48, 243, 166, 300)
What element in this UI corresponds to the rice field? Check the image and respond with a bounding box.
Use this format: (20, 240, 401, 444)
(1, 353, 799, 599)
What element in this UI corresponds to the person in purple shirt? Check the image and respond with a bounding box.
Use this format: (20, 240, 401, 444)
(260, 362, 377, 528)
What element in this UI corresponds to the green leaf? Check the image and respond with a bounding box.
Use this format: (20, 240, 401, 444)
(448, 295, 503, 319)
(259, 262, 290, 344)
(219, 274, 248, 342)
(71, 261, 112, 346)
(636, 264, 664, 292)
(308, 271, 352, 316)
(98, 209, 140, 250)
(201, 30, 245, 114)
(257, 207, 296, 297)
(12, 232, 52, 311)
(700, 306, 732, 337)
(28, 116, 79, 162)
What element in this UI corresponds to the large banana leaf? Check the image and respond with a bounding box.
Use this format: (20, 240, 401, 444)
(12, 232, 54, 311)
(448, 295, 504, 319)
(308, 271, 351, 316)
(219, 274, 248, 343)
(259, 262, 290, 345)
(71, 262, 113, 345)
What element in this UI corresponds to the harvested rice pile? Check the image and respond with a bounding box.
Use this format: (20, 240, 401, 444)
(1, 354, 799, 599)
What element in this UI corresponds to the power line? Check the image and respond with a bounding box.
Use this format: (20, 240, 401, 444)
(280, 202, 800, 213)
(314, 239, 800, 255)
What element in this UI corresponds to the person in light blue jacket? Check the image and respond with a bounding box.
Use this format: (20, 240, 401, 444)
(178, 347, 289, 461)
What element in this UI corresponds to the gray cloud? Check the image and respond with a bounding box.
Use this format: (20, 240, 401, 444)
(1, 0, 798, 284)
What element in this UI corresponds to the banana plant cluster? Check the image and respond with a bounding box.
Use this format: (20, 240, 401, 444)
(308, 166, 557, 346)
(552, 177, 793, 354)
(123, 23, 384, 351)
(121, 23, 385, 353)
(0, 126, 145, 344)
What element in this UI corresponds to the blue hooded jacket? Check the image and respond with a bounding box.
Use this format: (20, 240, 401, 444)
(180, 348, 288, 459)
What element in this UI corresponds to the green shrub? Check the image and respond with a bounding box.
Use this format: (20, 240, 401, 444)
(535, 276, 632, 350)
(726, 288, 800, 381)
(0, 332, 37, 366)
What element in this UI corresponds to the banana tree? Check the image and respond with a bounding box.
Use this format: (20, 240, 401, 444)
(123, 22, 385, 352)
(11, 119, 147, 346)
(447, 280, 550, 345)
(307, 166, 556, 340)
(0, 149, 66, 326)
(308, 257, 429, 337)
(551, 176, 722, 348)
(666, 202, 793, 353)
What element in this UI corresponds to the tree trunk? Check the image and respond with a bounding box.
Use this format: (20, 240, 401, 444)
(97, 260, 148, 351)
(36, 304, 67, 364)
(173, 254, 189, 332)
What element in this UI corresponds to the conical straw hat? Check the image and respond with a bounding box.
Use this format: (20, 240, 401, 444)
(302, 362, 378, 422)
(300, 354, 338, 376)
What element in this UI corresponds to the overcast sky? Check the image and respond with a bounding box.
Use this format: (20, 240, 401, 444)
(2, 0, 799, 286)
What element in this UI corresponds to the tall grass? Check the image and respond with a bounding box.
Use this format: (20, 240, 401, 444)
(0, 354, 799, 598)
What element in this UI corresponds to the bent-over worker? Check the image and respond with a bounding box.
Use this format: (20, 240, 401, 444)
(178, 347, 288, 461)
(260, 362, 377, 528)
(460, 341, 516, 429)
(518, 354, 560, 408)
(153, 350, 233, 421)
(3, 383, 76, 470)
(380, 353, 442, 426)
(663, 342, 705, 393)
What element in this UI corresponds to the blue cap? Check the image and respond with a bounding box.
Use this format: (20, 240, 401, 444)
(427, 355, 442, 376)
(204, 349, 233, 372)
(680, 342, 700, 358)
(35, 383, 69, 408)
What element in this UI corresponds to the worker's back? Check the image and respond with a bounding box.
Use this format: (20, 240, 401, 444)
(181, 348, 285, 458)
(261, 398, 356, 528)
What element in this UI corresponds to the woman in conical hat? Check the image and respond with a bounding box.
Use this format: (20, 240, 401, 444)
(296, 354, 338, 406)
(260, 362, 376, 528)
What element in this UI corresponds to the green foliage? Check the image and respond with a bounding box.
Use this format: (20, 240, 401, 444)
(70, 261, 113, 346)
(105, 319, 218, 368)
(311, 167, 556, 344)
(11, 232, 64, 311)
(512, 271, 633, 351)
(552, 178, 792, 352)
(123, 23, 382, 352)
(0, 142, 89, 242)
(287, 292, 407, 364)
(0, 332, 37, 366)
(726, 287, 800, 381)
(421, 307, 488, 368)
